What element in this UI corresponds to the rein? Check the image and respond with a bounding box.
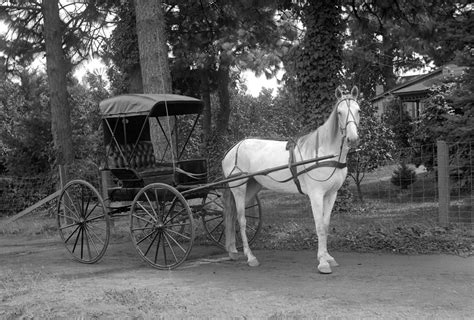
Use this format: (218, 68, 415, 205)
(286, 96, 359, 193)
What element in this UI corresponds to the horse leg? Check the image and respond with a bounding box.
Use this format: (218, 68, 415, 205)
(234, 185, 260, 267)
(322, 191, 339, 268)
(308, 191, 332, 274)
(223, 188, 239, 260)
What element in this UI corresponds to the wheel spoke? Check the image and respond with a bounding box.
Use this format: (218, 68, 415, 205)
(154, 232, 162, 264)
(208, 219, 224, 235)
(64, 224, 81, 244)
(163, 207, 186, 225)
(84, 225, 101, 255)
(165, 227, 191, 240)
(83, 226, 92, 260)
(217, 229, 225, 242)
(84, 202, 99, 220)
(132, 212, 155, 225)
(137, 202, 157, 222)
(163, 232, 179, 264)
(144, 230, 160, 256)
(163, 197, 179, 222)
(144, 191, 159, 218)
(64, 190, 82, 220)
(85, 223, 106, 246)
(136, 228, 158, 246)
(161, 232, 167, 266)
(59, 221, 79, 231)
(165, 222, 191, 228)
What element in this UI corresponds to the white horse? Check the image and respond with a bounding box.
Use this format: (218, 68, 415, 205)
(221, 86, 360, 274)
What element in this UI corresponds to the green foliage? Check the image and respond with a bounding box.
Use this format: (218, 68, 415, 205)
(205, 89, 301, 180)
(381, 97, 414, 149)
(391, 162, 417, 190)
(103, 2, 140, 94)
(411, 50, 473, 172)
(0, 71, 53, 175)
(289, 0, 343, 130)
(348, 99, 395, 201)
(0, 69, 109, 177)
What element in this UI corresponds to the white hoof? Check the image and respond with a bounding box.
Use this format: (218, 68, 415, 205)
(328, 259, 339, 267)
(248, 258, 260, 267)
(318, 263, 332, 274)
(229, 252, 240, 261)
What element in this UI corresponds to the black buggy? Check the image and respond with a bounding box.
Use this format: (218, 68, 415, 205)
(56, 94, 262, 270)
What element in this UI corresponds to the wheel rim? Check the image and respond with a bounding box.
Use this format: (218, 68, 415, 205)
(201, 191, 262, 249)
(130, 183, 194, 270)
(57, 180, 110, 264)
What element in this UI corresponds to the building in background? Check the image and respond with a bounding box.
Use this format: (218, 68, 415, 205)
(372, 64, 466, 118)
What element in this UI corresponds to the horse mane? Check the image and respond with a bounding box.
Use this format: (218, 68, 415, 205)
(297, 100, 341, 157)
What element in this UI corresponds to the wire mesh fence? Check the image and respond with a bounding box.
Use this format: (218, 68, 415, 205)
(1, 141, 472, 226)
(354, 141, 473, 226)
(0, 173, 56, 217)
(445, 141, 474, 225)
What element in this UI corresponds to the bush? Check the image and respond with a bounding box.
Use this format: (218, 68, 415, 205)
(391, 162, 416, 189)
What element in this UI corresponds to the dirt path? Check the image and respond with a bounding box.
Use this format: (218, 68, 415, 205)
(1, 235, 473, 319)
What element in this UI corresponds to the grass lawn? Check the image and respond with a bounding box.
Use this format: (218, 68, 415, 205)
(1, 172, 473, 257)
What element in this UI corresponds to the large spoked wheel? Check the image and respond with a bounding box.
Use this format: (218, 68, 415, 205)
(57, 180, 110, 264)
(201, 190, 262, 249)
(130, 183, 195, 270)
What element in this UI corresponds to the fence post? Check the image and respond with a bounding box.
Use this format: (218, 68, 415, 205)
(58, 164, 68, 189)
(437, 140, 449, 226)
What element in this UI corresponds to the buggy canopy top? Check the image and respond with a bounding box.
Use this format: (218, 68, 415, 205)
(99, 94, 203, 118)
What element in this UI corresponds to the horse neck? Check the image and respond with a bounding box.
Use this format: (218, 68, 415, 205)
(301, 109, 349, 162)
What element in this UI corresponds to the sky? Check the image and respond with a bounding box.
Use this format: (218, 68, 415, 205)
(75, 58, 279, 97)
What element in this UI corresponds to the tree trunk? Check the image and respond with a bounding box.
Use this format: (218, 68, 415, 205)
(42, 0, 74, 173)
(199, 68, 212, 150)
(215, 61, 231, 136)
(135, 0, 174, 161)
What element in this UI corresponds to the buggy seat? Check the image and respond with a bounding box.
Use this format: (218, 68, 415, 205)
(104, 141, 207, 201)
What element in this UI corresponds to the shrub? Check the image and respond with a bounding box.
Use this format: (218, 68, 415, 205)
(391, 162, 416, 189)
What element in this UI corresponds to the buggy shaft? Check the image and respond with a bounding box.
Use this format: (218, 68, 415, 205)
(181, 153, 338, 195)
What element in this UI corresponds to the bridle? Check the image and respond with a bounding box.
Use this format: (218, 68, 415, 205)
(336, 97, 359, 136)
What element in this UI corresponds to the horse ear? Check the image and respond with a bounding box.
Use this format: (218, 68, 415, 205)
(351, 86, 359, 99)
(335, 86, 343, 99)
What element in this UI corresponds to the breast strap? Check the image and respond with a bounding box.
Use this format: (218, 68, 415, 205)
(286, 140, 347, 195)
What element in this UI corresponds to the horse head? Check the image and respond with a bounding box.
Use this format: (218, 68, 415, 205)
(335, 86, 360, 148)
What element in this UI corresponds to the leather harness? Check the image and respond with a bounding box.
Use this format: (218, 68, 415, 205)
(285, 139, 347, 195)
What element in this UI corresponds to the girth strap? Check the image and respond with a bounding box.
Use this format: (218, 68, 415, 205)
(286, 140, 347, 194)
(286, 140, 304, 194)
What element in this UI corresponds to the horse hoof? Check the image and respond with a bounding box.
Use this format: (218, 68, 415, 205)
(229, 252, 240, 261)
(248, 258, 260, 267)
(328, 259, 339, 267)
(318, 263, 332, 274)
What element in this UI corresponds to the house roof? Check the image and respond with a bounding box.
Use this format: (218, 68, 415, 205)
(372, 68, 442, 102)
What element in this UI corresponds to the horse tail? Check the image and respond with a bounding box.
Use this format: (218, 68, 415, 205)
(222, 185, 237, 251)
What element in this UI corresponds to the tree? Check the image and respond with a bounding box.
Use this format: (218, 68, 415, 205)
(42, 0, 73, 167)
(288, 0, 344, 130)
(410, 48, 473, 184)
(0, 70, 52, 175)
(348, 99, 395, 202)
(391, 162, 416, 190)
(342, 1, 472, 97)
(105, 1, 295, 151)
(382, 97, 413, 149)
(134, 0, 174, 162)
(1, 1, 113, 176)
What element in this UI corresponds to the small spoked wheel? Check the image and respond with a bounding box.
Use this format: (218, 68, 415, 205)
(57, 180, 110, 264)
(130, 183, 195, 270)
(201, 190, 262, 249)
